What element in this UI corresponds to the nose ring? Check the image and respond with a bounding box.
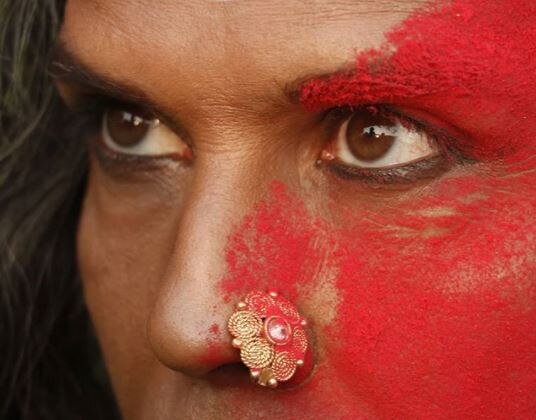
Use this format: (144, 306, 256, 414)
(227, 290, 309, 388)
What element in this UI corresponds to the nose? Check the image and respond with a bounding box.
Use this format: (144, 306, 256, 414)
(146, 158, 259, 380)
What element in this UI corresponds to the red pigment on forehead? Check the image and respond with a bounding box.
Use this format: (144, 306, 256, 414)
(220, 0, 536, 417)
(301, 0, 536, 165)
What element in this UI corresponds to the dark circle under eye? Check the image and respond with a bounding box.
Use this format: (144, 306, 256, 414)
(105, 109, 153, 147)
(346, 109, 397, 162)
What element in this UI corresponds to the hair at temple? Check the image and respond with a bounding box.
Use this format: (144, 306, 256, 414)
(0, 1, 118, 417)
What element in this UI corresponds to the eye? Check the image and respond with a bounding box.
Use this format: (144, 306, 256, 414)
(325, 107, 439, 169)
(101, 108, 191, 159)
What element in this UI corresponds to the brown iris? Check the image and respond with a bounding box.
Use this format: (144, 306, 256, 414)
(346, 109, 397, 162)
(105, 109, 154, 147)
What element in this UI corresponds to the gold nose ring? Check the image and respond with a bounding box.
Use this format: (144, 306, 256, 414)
(228, 290, 309, 388)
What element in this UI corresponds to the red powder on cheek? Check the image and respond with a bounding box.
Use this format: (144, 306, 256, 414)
(220, 0, 536, 417)
(301, 0, 536, 164)
(222, 176, 536, 418)
(329, 172, 536, 418)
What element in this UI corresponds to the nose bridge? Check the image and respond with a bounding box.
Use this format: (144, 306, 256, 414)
(147, 152, 263, 376)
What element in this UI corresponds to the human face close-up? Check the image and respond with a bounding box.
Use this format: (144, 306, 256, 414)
(55, 0, 536, 418)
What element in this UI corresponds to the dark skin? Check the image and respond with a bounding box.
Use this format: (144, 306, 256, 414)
(55, 0, 536, 418)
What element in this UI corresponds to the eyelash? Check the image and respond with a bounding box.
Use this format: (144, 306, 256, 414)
(67, 94, 467, 184)
(66, 95, 176, 171)
(318, 106, 463, 184)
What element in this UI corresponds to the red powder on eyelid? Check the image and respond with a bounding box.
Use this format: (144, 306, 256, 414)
(220, 0, 536, 418)
(300, 0, 536, 165)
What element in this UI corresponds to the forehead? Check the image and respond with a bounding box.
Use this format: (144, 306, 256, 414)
(60, 0, 425, 116)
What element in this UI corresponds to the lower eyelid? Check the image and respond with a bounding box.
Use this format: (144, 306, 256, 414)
(97, 118, 193, 161)
(323, 155, 452, 186)
(92, 133, 187, 174)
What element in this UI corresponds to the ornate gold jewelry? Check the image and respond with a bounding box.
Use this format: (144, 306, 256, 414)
(228, 290, 308, 388)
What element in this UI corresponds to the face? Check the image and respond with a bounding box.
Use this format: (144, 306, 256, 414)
(56, 0, 536, 418)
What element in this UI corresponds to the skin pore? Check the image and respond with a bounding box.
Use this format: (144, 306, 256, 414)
(56, 0, 535, 418)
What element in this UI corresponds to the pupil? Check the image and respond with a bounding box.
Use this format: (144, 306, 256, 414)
(106, 109, 151, 147)
(346, 109, 397, 162)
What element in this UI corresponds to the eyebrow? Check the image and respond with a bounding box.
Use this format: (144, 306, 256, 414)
(50, 42, 207, 142)
(50, 42, 160, 109)
(49, 41, 353, 119)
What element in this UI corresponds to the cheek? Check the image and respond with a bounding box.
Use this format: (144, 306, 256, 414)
(76, 172, 181, 413)
(76, 193, 143, 412)
(77, 175, 173, 316)
(77, 165, 181, 305)
(76, 184, 152, 397)
(332, 173, 536, 417)
(220, 176, 536, 417)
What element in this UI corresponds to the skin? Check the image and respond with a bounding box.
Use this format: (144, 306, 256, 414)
(57, 0, 536, 418)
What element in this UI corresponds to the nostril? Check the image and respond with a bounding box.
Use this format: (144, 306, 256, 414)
(206, 363, 252, 388)
(206, 354, 315, 390)
(196, 335, 242, 372)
